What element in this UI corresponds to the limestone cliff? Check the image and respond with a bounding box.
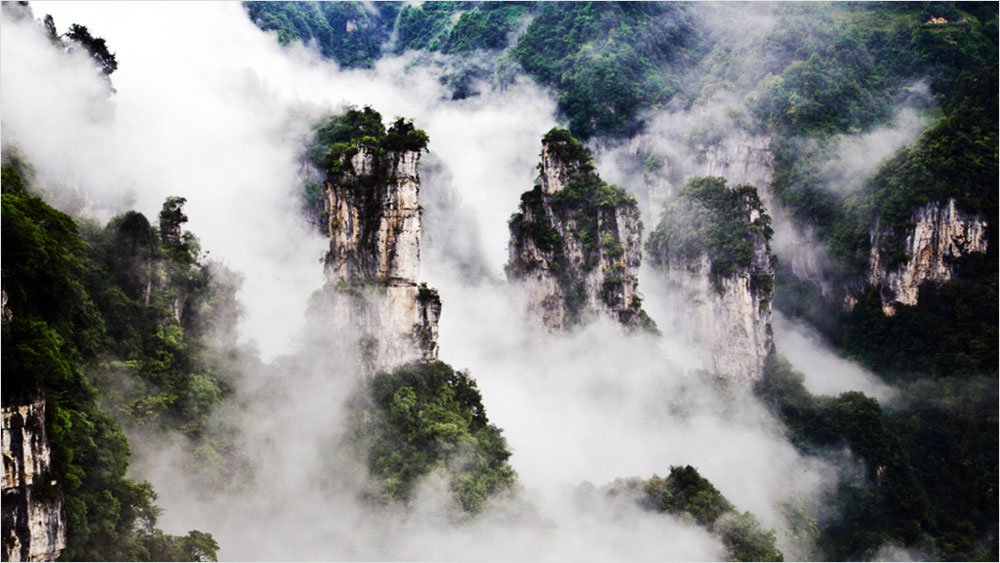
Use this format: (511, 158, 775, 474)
(314, 110, 439, 373)
(695, 133, 775, 206)
(2, 398, 66, 562)
(868, 198, 989, 315)
(647, 177, 775, 382)
(507, 128, 652, 331)
(697, 133, 841, 297)
(629, 130, 774, 214)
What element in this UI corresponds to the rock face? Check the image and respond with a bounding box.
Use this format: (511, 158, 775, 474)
(697, 133, 838, 296)
(695, 133, 775, 206)
(2, 398, 66, 562)
(648, 178, 775, 382)
(868, 198, 989, 315)
(322, 144, 440, 373)
(507, 128, 652, 331)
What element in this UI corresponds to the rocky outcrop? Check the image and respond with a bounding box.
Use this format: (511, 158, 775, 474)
(507, 128, 652, 331)
(648, 178, 775, 382)
(2, 398, 66, 562)
(868, 198, 989, 315)
(321, 141, 439, 373)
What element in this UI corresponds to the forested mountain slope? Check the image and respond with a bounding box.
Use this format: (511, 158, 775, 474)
(1, 2, 995, 561)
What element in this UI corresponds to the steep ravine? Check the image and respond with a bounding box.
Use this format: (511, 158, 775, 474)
(507, 128, 653, 331)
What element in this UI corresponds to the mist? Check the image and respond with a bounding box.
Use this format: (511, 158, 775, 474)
(773, 314, 897, 402)
(2, 2, 869, 561)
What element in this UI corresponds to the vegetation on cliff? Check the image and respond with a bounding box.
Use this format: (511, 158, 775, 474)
(843, 247, 998, 382)
(308, 105, 429, 173)
(244, 1, 399, 68)
(351, 361, 517, 514)
(4, 3, 996, 559)
(509, 3, 700, 139)
(509, 128, 649, 328)
(245, 2, 703, 139)
(595, 467, 783, 561)
(395, 1, 530, 56)
(647, 176, 773, 293)
(517, 128, 638, 263)
(864, 64, 998, 266)
(304, 105, 429, 242)
(756, 354, 997, 560)
(2, 160, 224, 561)
(642, 466, 784, 561)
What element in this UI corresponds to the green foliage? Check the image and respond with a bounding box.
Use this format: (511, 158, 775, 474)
(749, 41, 890, 137)
(308, 105, 386, 169)
(741, 3, 996, 137)
(384, 117, 431, 153)
(1, 192, 98, 356)
(394, 2, 466, 53)
(842, 249, 998, 382)
(543, 128, 636, 267)
(642, 466, 783, 561)
(510, 3, 700, 139)
(64, 23, 117, 76)
(757, 12, 996, 285)
(509, 207, 562, 255)
(755, 354, 940, 560)
(306, 106, 430, 256)
(866, 65, 998, 264)
(141, 528, 219, 562)
(79, 199, 239, 439)
(647, 177, 772, 289)
(1, 157, 32, 196)
(884, 377, 999, 561)
(309, 106, 428, 173)
(243, 1, 399, 68)
(643, 465, 734, 526)
(508, 128, 642, 326)
(716, 511, 786, 563)
(1, 179, 221, 560)
(541, 127, 594, 170)
(393, 2, 529, 55)
(354, 361, 517, 513)
(417, 282, 440, 303)
(441, 3, 529, 55)
(243, 2, 995, 144)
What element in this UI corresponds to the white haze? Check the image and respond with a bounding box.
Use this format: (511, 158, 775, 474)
(773, 313, 897, 402)
(820, 84, 935, 194)
(591, 2, 935, 297)
(4, 1, 552, 360)
(3, 2, 860, 561)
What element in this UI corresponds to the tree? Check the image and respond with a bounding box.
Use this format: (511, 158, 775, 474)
(64, 23, 118, 76)
(159, 196, 188, 248)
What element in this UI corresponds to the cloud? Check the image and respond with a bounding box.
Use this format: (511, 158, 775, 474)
(773, 313, 898, 402)
(2, 2, 555, 359)
(819, 86, 935, 195)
